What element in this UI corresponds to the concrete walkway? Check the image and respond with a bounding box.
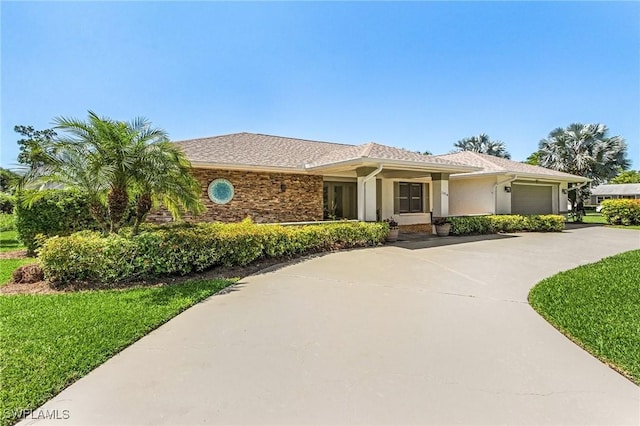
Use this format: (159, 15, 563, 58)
(23, 227, 639, 425)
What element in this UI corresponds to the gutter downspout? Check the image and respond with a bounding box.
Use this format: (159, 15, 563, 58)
(493, 175, 517, 214)
(359, 165, 384, 221)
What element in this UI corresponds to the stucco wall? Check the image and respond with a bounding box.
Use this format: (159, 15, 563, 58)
(147, 168, 324, 224)
(449, 176, 497, 215)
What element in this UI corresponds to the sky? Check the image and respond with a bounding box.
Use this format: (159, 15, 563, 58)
(1, 1, 639, 169)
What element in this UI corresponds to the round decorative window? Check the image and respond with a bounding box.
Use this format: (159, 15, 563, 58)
(208, 179, 234, 204)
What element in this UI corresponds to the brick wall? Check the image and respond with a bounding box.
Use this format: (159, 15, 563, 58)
(147, 168, 324, 224)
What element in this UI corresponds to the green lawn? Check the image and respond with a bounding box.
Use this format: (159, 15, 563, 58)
(0, 230, 25, 253)
(0, 279, 235, 426)
(571, 213, 640, 230)
(529, 250, 640, 383)
(580, 213, 607, 224)
(0, 258, 37, 285)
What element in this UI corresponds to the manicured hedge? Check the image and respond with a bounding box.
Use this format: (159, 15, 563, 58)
(600, 199, 640, 225)
(0, 192, 14, 214)
(0, 213, 15, 232)
(39, 220, 389, 285)
(14, 189, 100, 253)
(448, 214, 564, 235)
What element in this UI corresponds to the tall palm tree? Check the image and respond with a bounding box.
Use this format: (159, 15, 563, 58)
(538, 123, 630, 209)
(23, 111, 204, 233)
(453, 134, 511, 159)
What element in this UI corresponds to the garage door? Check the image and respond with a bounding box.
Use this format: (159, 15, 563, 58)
(511, 184, 552, 215)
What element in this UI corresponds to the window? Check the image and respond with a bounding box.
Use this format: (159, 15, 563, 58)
(397, 183, 425, 213)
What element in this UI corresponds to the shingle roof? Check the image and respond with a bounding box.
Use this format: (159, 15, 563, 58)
(305, 142, 471, 168)
(434, 151, 588, 181)
(175, 133, 351, 169)
(591, 183, 640, 196)
(175, 133, 475, 171)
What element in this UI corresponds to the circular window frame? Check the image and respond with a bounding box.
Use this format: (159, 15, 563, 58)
(208, 179, 235, 204)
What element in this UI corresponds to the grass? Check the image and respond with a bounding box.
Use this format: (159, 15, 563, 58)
(0, 279, 235, 426)
(570, 213, 640, 230)
(0, 258, 37, 285)
(0, 230, 25, 253)
(580, 213, 607, 224)
(529, 250, 640, 383)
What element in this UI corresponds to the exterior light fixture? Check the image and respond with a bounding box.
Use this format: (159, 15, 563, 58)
(280, 183, 287, 192)
(562, 188, 568, 194)
(504, 186, 511, 193)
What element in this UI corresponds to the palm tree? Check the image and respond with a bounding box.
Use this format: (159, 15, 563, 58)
(130, 141, 204, 234)
(538, 123, 630, 209)
(22, 111, 204, 233)
(453, 134, 511, 159)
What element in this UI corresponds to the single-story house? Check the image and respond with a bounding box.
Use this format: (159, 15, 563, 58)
(150, 132, 588, 225)
(589, 183, 640, 205)
(433, 151, 589, 216)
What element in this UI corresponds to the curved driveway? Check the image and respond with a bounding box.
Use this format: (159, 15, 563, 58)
(25, 227, 639, 425)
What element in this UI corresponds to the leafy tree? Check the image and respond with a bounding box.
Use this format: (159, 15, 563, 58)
(610, 169, 640, 184)
(524, 151, 540, 166)
(22, 111, 204, 233)
(538, 123, 630, 210)
(453, 134, 511, 159)
(0, 167, 20, 193)
(15, 125, 58, 170)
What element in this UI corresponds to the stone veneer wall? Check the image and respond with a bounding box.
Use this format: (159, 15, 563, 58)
(147, 168, 324, 224)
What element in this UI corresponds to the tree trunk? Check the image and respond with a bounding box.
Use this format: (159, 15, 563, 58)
(133, 192, 152, 235)
(108, 185, 129, 233)
(88, 200, 109, 234)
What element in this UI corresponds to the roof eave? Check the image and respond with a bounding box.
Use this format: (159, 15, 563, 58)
(305, 158, 480, 173)
(451, 170, 590, 182)
(190, 161, 309, 174)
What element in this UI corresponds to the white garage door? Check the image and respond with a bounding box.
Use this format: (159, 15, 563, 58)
(511, 184, 552, 215)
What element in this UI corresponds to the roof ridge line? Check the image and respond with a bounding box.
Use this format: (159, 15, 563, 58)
(360, 142, 374, 157)
(252, 132, 355, 147)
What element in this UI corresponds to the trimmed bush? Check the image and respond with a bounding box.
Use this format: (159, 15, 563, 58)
(0, 192, 14, 213)
(39, 219, 389, 285)
(449, 214, 564, 235)
(14, 190, 101, 253)
(600, 199, 640, 225)
(0, 213, 15, 231)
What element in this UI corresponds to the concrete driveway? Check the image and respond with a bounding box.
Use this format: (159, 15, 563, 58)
(24, 226, 639, 425)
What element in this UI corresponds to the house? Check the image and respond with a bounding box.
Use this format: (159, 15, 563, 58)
(434, 151, 589, 215)
(590, 183, 640, 205)
(154, 132, 588, 225)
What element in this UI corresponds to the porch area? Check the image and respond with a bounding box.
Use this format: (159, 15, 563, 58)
(323, 166, 454, 226)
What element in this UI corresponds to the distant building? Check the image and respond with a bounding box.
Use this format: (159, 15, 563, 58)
(590, 183, 640, 204)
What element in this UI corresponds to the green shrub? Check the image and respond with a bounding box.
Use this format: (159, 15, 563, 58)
(600, 199, 640, 225)
(14, 190, 102, 253)
(449, 214, 564, 235)
(0, 192, 14, 214)
(39, 219, 389, 285)
(0, 213, 15, 231)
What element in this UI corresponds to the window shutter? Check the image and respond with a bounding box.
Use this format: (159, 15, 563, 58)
(393, 182, 400, 214)
(423, 183, 430, 213)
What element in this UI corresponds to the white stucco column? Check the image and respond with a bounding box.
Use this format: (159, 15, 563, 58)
(432, 174, 449, 218)
(357, 176, 377, 221)
(380, 179, 394, 220)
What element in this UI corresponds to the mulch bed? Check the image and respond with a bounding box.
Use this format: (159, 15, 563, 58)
(0, 249, 29, 260)
(0, 253, 325, 296)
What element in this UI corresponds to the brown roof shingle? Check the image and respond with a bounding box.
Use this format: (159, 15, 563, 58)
(434, 151, 588, 181)
(175, 133, 475, 171)
(175, 133, 351, 169)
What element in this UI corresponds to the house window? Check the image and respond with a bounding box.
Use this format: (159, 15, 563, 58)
(397, 182, 426, 213)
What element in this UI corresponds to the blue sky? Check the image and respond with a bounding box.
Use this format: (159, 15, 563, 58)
(1, 1, 639, 168)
